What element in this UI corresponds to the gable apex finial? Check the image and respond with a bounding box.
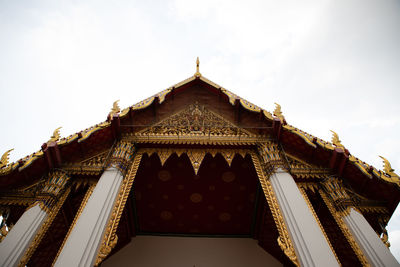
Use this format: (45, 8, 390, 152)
(195, 57, 201, 77)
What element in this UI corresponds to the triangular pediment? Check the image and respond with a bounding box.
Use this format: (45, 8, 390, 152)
(136, 103, 254, 137)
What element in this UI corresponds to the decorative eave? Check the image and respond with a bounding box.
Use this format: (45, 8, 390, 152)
(1, 60, 399, 193)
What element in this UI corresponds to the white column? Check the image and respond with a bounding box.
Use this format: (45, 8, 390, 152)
(343, 208, 399, 267)
(0, 203, 47, 267)
(270, 168, 339, 267)
(54, 167, 123, 267)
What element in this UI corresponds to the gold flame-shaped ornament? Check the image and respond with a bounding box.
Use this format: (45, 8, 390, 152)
(330, 130, 344, 148)
(376, 156, 400, 186)
(48, 127, 62, 143)
(0, 149, 13, 169)
(109, 100, 120, 117)
(273, 103, 285, 122)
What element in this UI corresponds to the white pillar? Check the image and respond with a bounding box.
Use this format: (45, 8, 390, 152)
(54, 167, 123, 267)
(343, 208, 399, 267)
(0, 203, 47, 267)
(270, 168, 339, 267)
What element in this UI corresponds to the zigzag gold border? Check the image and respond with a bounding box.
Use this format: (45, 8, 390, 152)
(94, 151, 143, 266)
(18, 187, 71, 266)
(250, 151, 299, 266)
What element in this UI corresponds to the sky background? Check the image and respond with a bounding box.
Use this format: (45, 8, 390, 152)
(1, 0, 400, 261)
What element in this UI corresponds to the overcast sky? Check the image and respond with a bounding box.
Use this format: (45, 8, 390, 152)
(1, 0, 400, 261)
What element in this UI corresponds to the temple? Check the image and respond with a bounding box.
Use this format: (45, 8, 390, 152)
(0, 59, 399, 266)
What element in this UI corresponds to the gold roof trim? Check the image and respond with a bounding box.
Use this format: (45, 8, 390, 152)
(2, 68, 398, 187)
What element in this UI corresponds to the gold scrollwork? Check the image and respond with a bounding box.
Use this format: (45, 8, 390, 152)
(251, 151, 299, 266)
(95, 151, 143, 266)
(142, 148, 250, 175)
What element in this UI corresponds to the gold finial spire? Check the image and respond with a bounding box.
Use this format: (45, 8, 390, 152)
(195, 57, 201, 77)
(0, 149, 13, 169)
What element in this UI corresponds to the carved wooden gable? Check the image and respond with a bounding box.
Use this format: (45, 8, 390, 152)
(137, 104, 254, 137)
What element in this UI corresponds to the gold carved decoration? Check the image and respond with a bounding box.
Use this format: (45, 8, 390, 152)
(298, 186, 341, 265)
(273, 103, 285, 122)
(142, 148, 251, 175)
(53, 184, 96, 265)
(251, 151, 299, 266)
(109, 141, 136, 175)
(109, 100, 120, 117)
(330, 130, 344, 149)
(381, 228, 390, 248)
(19, 187, 71, 266)
(62, 150, 111, 176)
(0, 149, 13, 169)
(286, 154, 330, 179)
(186, 150, 206, 175)
(194, 57, 201, 77)
(373, 156, 400, 186)
(0, 149, 18, 176)
(257, 142, 287, 176)
(47, 127, 62, 143)
(319, 189, 370, 266)
(95, 151, 143, 266)
(137, 104, 252, 137)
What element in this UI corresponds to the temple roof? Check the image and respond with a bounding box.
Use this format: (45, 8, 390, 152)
(1, 61, 399, 213)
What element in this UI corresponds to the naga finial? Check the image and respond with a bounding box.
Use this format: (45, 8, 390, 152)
(111, 100, 120, 115)
(0, 149, 13, 169)
(48, 127, 62, 143)
(273, 103, 285, 122)
(195, 57, 201, 77)
(379, 156, 395, 174)
(330, 130, 344, 148)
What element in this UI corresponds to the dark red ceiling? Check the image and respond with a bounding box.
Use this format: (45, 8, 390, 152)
(133, 152, 260, 236)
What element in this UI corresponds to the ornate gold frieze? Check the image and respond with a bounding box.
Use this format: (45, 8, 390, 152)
(62, 150, 111, 176)
(95, 151, 143, 266)
(136, 103, 253, 137)
(298, 186, 341, 265)
(286, 154, 330, 179)
(250, 151, 299, 266)
(297, 182, 320, 193)
(319, 189, 370, 266)
(18, 187, 71, 267)
(108, 141, 135, 175)
(141, 148, 251, 175)
(257, 142, 288, 175)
